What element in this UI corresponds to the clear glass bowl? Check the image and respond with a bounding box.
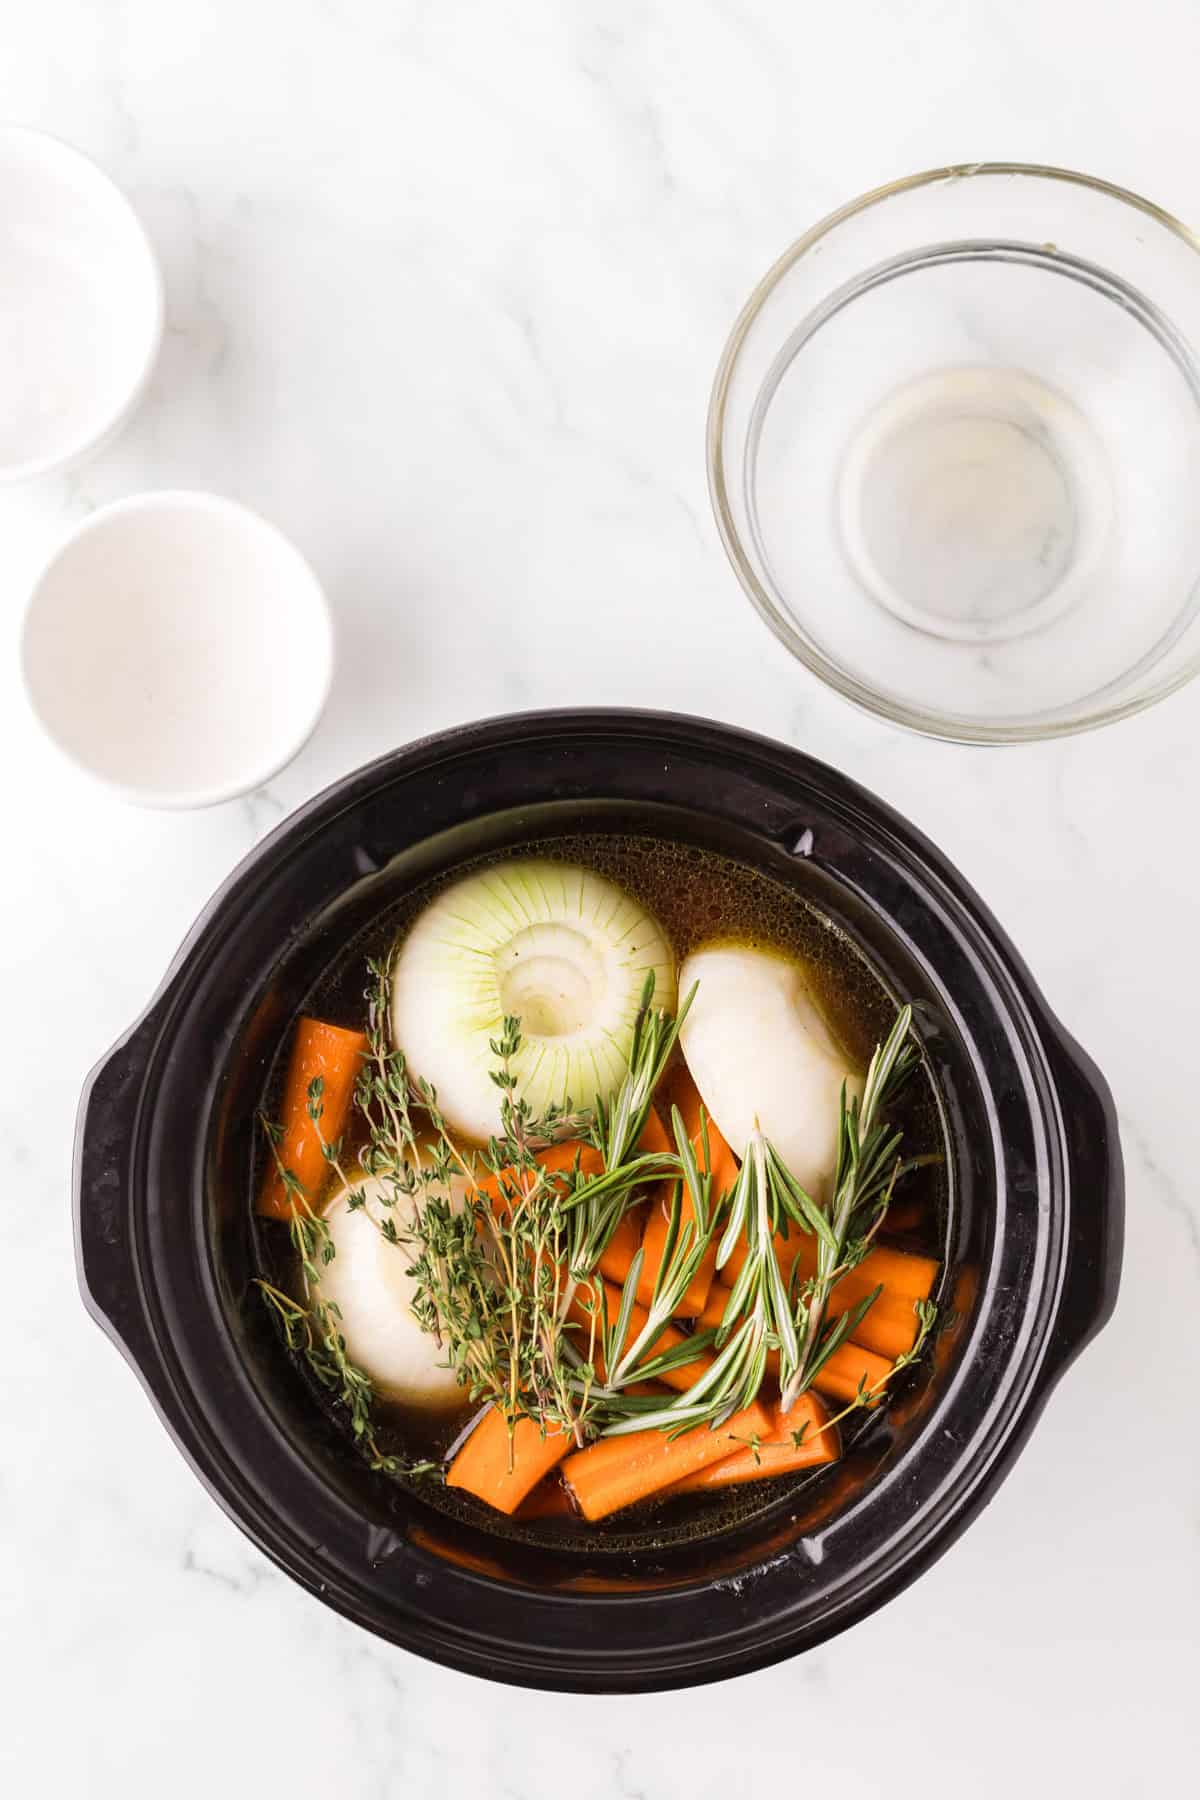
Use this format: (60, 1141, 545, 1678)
(707, 164, 1200, 742)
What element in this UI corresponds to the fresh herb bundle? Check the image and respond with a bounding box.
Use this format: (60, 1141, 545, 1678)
(257, 958, 935, 1477)
(586, 1005, 935, 1439)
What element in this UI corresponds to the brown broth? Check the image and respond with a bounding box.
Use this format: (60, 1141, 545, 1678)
(252, 833, 947, 1552)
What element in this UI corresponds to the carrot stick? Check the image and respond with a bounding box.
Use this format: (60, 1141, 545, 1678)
(778, 1233, 938, 1305)
(514, 1476, 578, 1521)
(702, 1259, 923, 1361)
(694, 1296, 892, 1404)
(598, 1205, 644, 1285)
(446, 1407, 574, 1515)
(479, 1113, 671, 1221)
(719, 1225, 937, 1324)
(590, 1108, 670, 1284)
(835, 1288, 924, 1361)
(562, 1399, 772, 1521)
(257, 1016, 369, 1220)
(635, 1106, 673, 1157)
(475, 1141, 605, 1214)
(663, 1062, 740, 1195)
(708, 1288, 895, 1411)
(569, 1278, 713, 1392)
(695, 1285, 737, 1334)
(476, 1136, 654, 1289)
(666, 1392, 838, 1493)
(806, 1341, 892, 1406)
(636, 1069, 731, 1317)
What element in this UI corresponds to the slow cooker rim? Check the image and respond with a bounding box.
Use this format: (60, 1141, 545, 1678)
(75, 709, 1120, 1690)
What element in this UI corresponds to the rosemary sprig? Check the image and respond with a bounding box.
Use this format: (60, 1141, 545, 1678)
(713, 1130, 831, 1369)
(592, 1108, 748, 1437)
(599, 1004, 925, 1438)
(564, 975, 693, 1279)
(588, 1110, 719, 1398)
(589, 975, 694, 1167)
(779, 1294, 938, 1452)
(780, 1004, 917, 1410)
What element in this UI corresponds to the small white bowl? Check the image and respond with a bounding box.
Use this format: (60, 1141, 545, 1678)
(21, 492, 334, 808)
(0, 125, 163, 482)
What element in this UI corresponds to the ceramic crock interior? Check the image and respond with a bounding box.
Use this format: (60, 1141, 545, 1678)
(207, 797, 989, 1593)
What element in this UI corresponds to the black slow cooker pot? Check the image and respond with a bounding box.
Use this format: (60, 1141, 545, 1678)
(75, 711, 1122, 1691)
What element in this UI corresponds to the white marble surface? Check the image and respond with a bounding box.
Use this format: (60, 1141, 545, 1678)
(3, 2, 1199, 1793)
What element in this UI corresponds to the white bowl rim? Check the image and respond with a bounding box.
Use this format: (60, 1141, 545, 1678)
(0, 123, 165, 484)
(20, 489, 336, 809)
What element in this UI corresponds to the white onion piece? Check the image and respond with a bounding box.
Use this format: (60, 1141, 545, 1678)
(390, 859, 676, 1142)
(314, 1172, 465, 1410)
(678, 944, 864, 1199)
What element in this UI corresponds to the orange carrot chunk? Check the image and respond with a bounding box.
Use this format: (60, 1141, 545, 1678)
(446, 1407, 574, 1516)
(720, 1227, 937, 1326)
(667, 1392, 839, 1493)
(777, 1233, 938, 1306)
(477, 1138, 654, 1290)
(476, 1142, 605, 1215)
(257, 1017, 369, 1220)
(835, 1288, 923, 1361)
(636, 1069, 732, 1317)
(479, 1118, 673, 1220)
(514, 1476, 578, 1521)
(592, 1108, 672, 1284)
(474, 1138, 670, 1346)
(562, 1399, 773, 1521)
(696, 1285, 737, 1334)
(635, 1106, 673, 1157)
(598, 1206, 644, 1285)
(806, 1341, 892, 1407)
(707, 1255, 923, 1362)
(568, 1279, 714, 1392)
(705, 1287, 902, 1402)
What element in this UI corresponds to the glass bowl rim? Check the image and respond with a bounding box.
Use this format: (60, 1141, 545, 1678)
(706, 161, 1200, 744)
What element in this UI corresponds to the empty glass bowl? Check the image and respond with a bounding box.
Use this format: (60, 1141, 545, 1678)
(708, 164, 1200, 741)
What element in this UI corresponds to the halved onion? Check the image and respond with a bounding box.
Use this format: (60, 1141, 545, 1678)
(314, 1172, 466, 1409)
(390, 859, 676, 1142)
(678, 944, 863, 1198)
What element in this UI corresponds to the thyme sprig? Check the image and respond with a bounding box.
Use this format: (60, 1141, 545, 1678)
(349, 958, 685, 1451)
(256, 1281, 438, 1477)
(254, 1103, 439, 1478)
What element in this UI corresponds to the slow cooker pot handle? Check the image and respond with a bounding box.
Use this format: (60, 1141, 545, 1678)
(1037, 1028, 1125, 1388)
(74, 1005, 173, 1411)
